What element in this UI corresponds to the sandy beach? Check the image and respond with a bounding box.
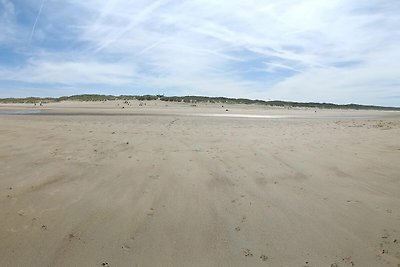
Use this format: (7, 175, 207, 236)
(0, 101, 399, 267)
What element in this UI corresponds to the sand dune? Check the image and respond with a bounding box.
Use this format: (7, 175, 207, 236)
(0, 101, 399, 266)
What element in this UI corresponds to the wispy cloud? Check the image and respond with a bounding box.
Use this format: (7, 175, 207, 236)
(0, 0, 399, 106)
(1, 59, 137, 85)
(0, 0, 17, 44)
(28, 0, 45, 45)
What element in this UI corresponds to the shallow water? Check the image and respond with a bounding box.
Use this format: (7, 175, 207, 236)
(0, 109, 42, 115)
(194, 113, 374, 119)
(0, 110, 379, 120)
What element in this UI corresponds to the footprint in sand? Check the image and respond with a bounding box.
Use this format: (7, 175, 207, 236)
(342, 256, 355, 266)
(243, 248, 253, 257)
(121, 243, 131, 251)
(149, 175, 159, 180)
(260, 254, 268, 261)
(147, 208, 155, 216)
(346, 200, 360, 204)
(121, 236, 136, 251)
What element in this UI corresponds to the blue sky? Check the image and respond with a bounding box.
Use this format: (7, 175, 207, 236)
(0, 0, 399, 106)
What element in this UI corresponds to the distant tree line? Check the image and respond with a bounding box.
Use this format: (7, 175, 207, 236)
(0, 94, 399, 110)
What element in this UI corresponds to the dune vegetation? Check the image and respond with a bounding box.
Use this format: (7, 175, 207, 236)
(1, 94, 399, 110)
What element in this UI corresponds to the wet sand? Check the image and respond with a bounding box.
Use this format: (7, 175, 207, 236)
(0, 101, 399, 266)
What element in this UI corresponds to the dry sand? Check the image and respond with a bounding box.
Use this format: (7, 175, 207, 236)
(0, 101, 399, 266)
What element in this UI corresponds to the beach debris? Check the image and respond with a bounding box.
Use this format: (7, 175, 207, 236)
(226, 109, 229, 111)
(101, 262, 109, 267)
(41, 225, 47, 230)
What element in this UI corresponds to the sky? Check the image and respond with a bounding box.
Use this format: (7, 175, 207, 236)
(0, 0, 399, 106)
